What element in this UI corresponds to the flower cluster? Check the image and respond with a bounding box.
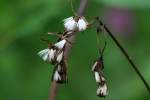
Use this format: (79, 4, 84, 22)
(38, 39, 66, 64)
(92, 55, 108, 97)
(64, 16, 88, 31)
(37, 10, 146, 98)
(38, 16, 89, 83)
(38, 35, 68, 83)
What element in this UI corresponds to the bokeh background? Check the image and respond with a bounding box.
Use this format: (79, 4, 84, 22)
(0, 0, 150, 100)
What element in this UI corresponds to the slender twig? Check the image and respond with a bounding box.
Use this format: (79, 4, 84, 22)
(48, 81, 58, 100)
(96, 17, 150, 94)
(48, 0, 88, 100)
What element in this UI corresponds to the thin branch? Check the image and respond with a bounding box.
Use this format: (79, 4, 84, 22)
(48, 0, 88, 100)
(96, 17, 150, 94)
(48, 81, 58, 100)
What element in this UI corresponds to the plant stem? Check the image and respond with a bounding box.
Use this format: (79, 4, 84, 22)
(48, 81, 58, 100)
(96, 17, 150, 94)
(48, 0, 88, 100)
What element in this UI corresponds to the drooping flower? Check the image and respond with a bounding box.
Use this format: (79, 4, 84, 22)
(56, 50, 64, 63)
(38, 48, 65, 64)
(52, 60, 67, 83)
(38, 34, 67, 64)
(77, 17, 88, 31)
(94, 72, 100, 83)
(53, 70, 61, 82)
(92, 59, 104, 83)
(91, 50, 108, 97)
(92, 62, 98, 71)
(92, 59, 104, 72)
(63, 16, 77, 31)
(63, 16, 88, 31)
(54, 39, 67, 49)
(38, 48, 56, 62)
(97, 83, 108, 97)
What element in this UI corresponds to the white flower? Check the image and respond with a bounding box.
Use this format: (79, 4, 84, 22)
(38, 48, 56, 62)
(53, 71, 61, 81)
(56, 51, 64, 63)
(63, 16, 77, 31)
(97, 84, 108, 97)
(49, 49, 56, 62)
(38, 49, 50, 61)
(92, 62, 98, 71)
(54, 39, 66, 49)
(77, 17, 88, 31)
(63, 16, 88, 31)
(95, 72, 100, 83)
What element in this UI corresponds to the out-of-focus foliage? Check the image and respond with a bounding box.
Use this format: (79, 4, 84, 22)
(96, 0, 150, 8)
(0, 0, 150, 100)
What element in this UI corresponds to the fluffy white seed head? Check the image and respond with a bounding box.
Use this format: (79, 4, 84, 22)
(97, 84, 108, 97)
(63, 16, 77, 31)
(56, 51, 64, 63)
(77, 17, 88, 31)
(54, 39, 66, 49)
(53, 71, 61, 81)
(95, 72, 100, 83)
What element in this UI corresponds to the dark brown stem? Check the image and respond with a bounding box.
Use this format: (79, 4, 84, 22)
(96, 17, 150, 94)
(48, 0, 88, 100)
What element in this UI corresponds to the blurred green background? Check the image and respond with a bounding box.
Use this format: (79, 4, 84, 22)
(0, 0, 150, 100)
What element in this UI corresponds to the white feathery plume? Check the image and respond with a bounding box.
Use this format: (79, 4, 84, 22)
(63, 16, 77, 31)
(77, 17, 88, 31)
(54, 39, 66, 49)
